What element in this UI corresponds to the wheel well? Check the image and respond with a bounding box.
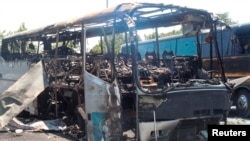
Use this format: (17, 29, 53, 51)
(231, 87, 250, 105)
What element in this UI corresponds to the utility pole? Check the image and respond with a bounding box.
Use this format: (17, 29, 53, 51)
(106, 0, 108, 8)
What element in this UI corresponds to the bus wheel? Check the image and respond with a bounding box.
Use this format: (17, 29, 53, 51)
(236, 89, 250, 118)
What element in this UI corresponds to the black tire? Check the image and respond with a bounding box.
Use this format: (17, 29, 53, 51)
(236, 89, 250, 118)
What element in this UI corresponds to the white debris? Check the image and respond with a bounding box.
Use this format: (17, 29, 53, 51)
(5, 117, 66, 131)
(123, 129, 135, 139)
(15, 129, 23, 134)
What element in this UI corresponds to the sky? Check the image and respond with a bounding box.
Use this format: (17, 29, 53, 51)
(0, 0, 249, 32)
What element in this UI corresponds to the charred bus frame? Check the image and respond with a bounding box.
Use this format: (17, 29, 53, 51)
(1, 3, 232, 141)
(119, 22, 250, 118)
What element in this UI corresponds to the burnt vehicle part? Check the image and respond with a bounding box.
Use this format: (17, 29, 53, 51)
(0, 3, 233, 141)
(228, 76, 250, 118)
(0, 59, 30, 94)
(201, 23, 250, 118)
(0, 61, 48, 127)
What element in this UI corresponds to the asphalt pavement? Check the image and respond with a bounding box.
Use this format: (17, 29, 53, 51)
(0, 131, 76, 141)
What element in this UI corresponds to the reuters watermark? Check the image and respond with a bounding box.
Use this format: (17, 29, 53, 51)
(208, 125, 249, 140)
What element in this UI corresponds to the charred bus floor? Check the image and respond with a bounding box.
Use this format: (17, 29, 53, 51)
(1, 3, 234, 141)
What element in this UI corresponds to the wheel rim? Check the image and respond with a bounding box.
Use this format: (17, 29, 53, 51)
(237, 94, 248, 110)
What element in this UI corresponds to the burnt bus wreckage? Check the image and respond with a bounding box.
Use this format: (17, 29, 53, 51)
(0, 3, 233, 141)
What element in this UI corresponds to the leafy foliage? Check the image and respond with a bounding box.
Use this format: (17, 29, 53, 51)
(144, 29, 182, 40)
(216, 12, 238, 25)
(0, 23, 28, 54)
(0, 29, 6, 52)
(16, 22, 27, 32)
(143, 12, 237, 40)
(90, 33, 141, 54)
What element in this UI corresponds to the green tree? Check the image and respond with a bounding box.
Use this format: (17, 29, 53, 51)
(147, 30, 182, 39)
(143, 12, 237, 40)
(16, 22, 27, 32)
(3, 23, 28, 54)
(13, 23, 28, 53)
(90, 34, 123, 54)
(0, 29, 6, 53)
(0, 30, 5, 39)
(216, 12, 238, 25)
(144, 33, 156, 40)
(0, 29, 14, 55)
(0, 30, 6, 47)
(144, 29, 182, 40)
(91, 33, 142, 54)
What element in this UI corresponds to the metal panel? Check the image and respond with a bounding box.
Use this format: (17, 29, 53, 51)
(0, 61, 48, 128)
(139, 120, 179, 141)
(84, 72, 122, 141)
(0, 60, 29, 93)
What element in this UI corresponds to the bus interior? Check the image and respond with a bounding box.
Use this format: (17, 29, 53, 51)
(120, 22, 250, 118)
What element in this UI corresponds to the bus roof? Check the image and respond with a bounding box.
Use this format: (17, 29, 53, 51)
(230, 22, 250, 35)
(2, 3, 214, 42)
